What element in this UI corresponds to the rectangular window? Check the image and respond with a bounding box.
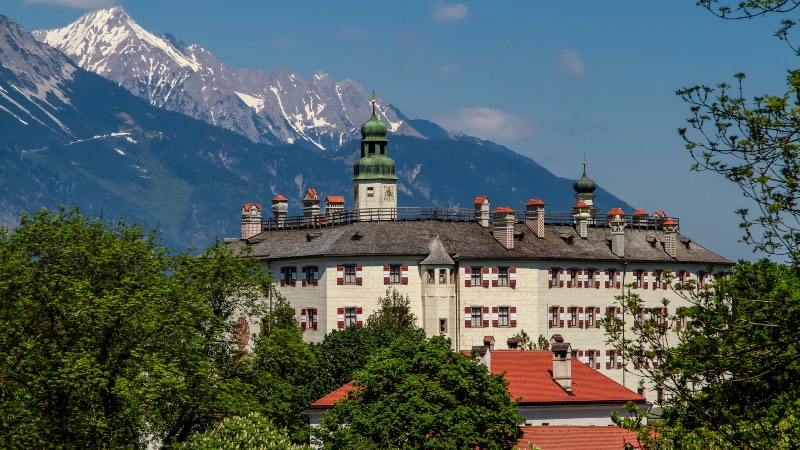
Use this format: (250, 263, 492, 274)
(367, 187, 374, 198)
(308, 308, 318, 330)
(344, 307, 357, 327)
(427, 269, 435, 284)
(498, 267, 509, 286)
(389, 265, 401, 284)
(632, 270, 641, 288)
(569, 269, 578, 287)
(439, 269, 447, 284)
(304, 266, 317, 285)
(607, 268, 617, 288)
(608, 349, 617, 369)
(569, 306, 578, 327)
(449, 268, 455, 284)
(498, 306, 510, 327)
(439, 318, 447, 333)
(586, 306, 596, 328)
(549, 306, 559, 328)
(344, 265, 356, 284)
(470, 267, 482, 286)
(471, 307, 482, 327)
(282, 266, 297, 286)
(588, 350, 596, 367)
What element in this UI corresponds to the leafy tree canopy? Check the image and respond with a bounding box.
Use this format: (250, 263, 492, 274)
(606, 261, 800, 449)
(316, 335, 523, 450)
(366, 287, 418, 336)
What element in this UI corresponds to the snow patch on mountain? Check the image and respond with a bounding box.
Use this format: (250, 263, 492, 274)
(234, 91, 265, 113)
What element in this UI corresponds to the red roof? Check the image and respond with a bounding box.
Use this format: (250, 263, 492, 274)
(652, 210, 666, 217)
(326, 195, 345, 203)
(242, 203, 262, 211)
(491, 351, 643, 404)
(493, 206, 515, 214)
(607, 207, 625, 215)
(632, 208, 648, 216)
(526, 198, 545, 206)
(574, 200, 588, 208)
(311, 351, 644, 409)
(516, 426, 642, 450)
(272, 195, 288, 202)
(473, 196, 489, 205)
(663, 218, 678, 226)
(305, 188, 319, 200)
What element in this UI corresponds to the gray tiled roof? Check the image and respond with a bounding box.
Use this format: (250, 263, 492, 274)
(227, 221, 732, 265)
(420, 235, 456, 265)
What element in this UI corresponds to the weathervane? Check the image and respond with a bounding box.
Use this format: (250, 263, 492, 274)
(371, 90, 377, 116)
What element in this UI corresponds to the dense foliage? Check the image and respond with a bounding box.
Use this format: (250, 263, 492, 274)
(606, 261, 800, 449)
(316, 335, 523, 450)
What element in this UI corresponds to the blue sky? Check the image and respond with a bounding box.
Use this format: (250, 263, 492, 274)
(5, 0, 794, 261)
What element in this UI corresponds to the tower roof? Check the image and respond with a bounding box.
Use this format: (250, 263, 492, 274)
(360, 90, 388, 142)
(353, 90, 397, 181)
(573, 161, 597, 194)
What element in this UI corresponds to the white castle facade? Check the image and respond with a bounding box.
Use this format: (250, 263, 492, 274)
(227, 101, 732, 403)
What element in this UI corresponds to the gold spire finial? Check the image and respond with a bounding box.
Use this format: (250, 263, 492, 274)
(370, 90, 377, 116)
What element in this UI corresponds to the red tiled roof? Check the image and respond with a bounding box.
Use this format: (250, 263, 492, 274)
(326, 195, 345, 203)
(607, 207, 625, 215)
(493, 206, 515, 214)
(663, 218, 678, 226)
(526, 198, 545, 206)
(312, 351, 644, 409)
(652, 210, 666, 217)
(515, 426, 642, 450)
(305, 188, 319, 200)
(272, 195, 288, 202)
(632, 208, 648, 216)
(242, 203, 262, 211)
(491, 351, 643, 404)
(574, 200, 588, 208)
(473, 196, 489, 205)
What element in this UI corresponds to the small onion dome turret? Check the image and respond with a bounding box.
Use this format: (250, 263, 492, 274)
(361, 115, 388, 142)
(573, 162, 597, 194)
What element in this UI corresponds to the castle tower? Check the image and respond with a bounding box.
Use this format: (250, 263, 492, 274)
(353, 91, 398, 220)
(573, 161, 598, 218)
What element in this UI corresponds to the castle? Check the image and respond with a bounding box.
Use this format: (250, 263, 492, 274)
(227, 95, 732, 402)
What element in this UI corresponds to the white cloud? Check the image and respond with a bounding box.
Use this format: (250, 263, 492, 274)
(437, 107, 534, 141)
(25, 0, 115, 8)
(432, 3, 468, 22)
(559, 49, 586, 77)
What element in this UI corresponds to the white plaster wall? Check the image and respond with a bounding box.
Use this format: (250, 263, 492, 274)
(519, 404, 640, 426)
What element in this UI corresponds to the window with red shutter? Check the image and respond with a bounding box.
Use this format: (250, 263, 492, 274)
(604, 269, 610, 288)
(464, 306, 471, 328)
(491, 267, 499, 287)
(356, 307, 364, 327)
(383, 264, 390, 284)
(401, 265, 409, 285)
(309, 308, 318, 330)
(337, 307, 345, 328)
(548, 268, 554, 288)
(595, 350, 601, 369)
(594, 307, 601, 328)
(482, 267, 490, 287)
(482, 306, 490, 328)
(355, 265, 363, 285)
(300, 308, 307, 330)
(464, 267, 472, 287)
(509, 267, 517, 288)
(559, 306, 565, 327)
(578, 306, 584, 328)
(643, 271, 649, 289)
(492, 307, 499, 327)
(559, 269, 565, 287)
(606, 350, 612, 369)
(336, 265, 344, 285)
(510, 306, 517, 327)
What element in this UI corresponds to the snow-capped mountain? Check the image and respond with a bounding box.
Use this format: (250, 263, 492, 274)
(33, 7, 424, 149)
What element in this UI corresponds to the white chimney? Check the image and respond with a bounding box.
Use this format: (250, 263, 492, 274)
(303, 188, 320, 225)
(271, 195, 288, 228)
(241, 203, 262, 239)
(663, 218, 678, 258)
(573, 200, 590, 239)
(608, 208, 627, 257)
(550, 334, 572, 392)
(473, 196, 490, 228)
(525, 198, 545, 238)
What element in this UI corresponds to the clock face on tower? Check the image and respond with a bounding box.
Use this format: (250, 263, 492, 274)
(384, 186, 394, 201)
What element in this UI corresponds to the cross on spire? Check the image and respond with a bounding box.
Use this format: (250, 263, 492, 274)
(371, 90, 377, 116)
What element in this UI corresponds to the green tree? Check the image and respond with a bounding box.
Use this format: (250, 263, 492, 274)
(678, 0, 800, 261)
(366, 287, 419, 336)
(605, 261, 800, 449)
(316, 335, 523, 450)
(179, 412, 311, 450)
(0, 207, 271, 448)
